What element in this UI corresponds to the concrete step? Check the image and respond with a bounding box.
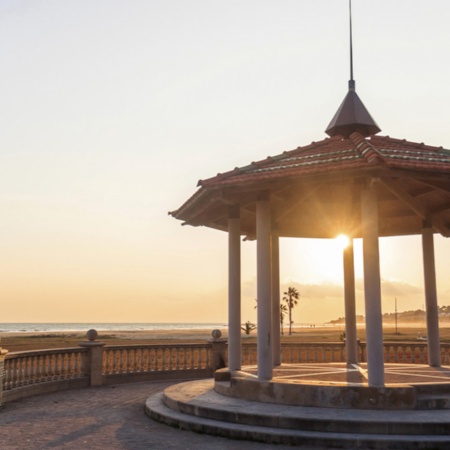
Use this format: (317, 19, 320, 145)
(160, 380, 450, 435)
(146, 392, 450, 450)
(417, 394, 450, 409)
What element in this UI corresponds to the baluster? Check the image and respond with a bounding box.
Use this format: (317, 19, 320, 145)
(66, 353, 72, 379)
(22, 356, 30, 385)
(189, 348, 194, 369)
(50, 354, 56, 381)
(12, 359, 18, 388)
(111, 350, 116, 374)
(133, 348, 142, 373)
(76, 352, 81, 377)
(393, 345, 398, 363)
(169, 348, 173, 370)
(118, 349, 123, 374)
(4, 360, 11, 390)
(19, 358, 25, 386)
(28, 356, 35, 384)
(40, 354, 46, 381)
(56, 353, 62, 380)
(78, 352, 85, 377)
(109, 349, 115, 375)
(127, 349, 132, 374)
(314, 346, 318, 363)
(419, 346, 425, 364)
(5, 359, 12, 390)
(414, 346, 419, 364)
(62, 353, 67, 379)
(103, 350, 109, 375)
(198, 348, 203, 369)
(132, 348, 136, 373)
(154, 349, 159, 372)
(402, 345, 407, 363)
(175, 348, 180, 370)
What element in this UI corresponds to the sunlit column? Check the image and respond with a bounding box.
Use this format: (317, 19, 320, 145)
(422, 225, 441, 367)
(343, 238, 358, 364)
(257, 192, 273, 380)
(271, 232, 281, 366)
(228, 205, 241, 371)
(361, 185, 384, 387)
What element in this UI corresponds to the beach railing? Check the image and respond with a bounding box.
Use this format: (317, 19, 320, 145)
(241, 341, 450, 366)
(2, 348, 89, 402)
(102, 343, 213, 384)
(1, 335, 450, 403)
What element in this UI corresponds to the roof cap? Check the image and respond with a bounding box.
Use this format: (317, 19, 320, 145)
(325, 80, 381, 138)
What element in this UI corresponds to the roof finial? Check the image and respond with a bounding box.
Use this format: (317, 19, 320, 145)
(324, 0, 381, 138)
(349, 0, 355, 90)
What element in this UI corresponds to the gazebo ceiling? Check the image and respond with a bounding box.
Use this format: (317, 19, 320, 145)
(170, 131, 450, 240)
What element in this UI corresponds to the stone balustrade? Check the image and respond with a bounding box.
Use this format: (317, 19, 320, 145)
(1, 331, 449, 404)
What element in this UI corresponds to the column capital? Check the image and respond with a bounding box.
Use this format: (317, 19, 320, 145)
(257, 190, 270, 202)
(228, 204, 240, 219)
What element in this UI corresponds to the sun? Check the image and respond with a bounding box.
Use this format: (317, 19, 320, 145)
(336, 234, 350, 249)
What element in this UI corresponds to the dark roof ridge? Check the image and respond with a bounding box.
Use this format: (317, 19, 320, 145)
(349, 131, 386, 164)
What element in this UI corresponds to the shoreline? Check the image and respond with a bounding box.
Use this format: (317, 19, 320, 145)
(1, 323, 449, 353)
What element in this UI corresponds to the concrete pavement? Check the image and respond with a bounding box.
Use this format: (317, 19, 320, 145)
(0, 381, 306, 450)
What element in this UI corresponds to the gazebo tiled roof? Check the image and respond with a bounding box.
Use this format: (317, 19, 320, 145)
(171, 132, 450, 239)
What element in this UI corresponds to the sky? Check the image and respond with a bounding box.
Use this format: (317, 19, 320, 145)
(1, 0, 450, 324)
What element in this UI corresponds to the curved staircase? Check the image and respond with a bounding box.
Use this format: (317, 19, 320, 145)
(146, 379, 450, 449)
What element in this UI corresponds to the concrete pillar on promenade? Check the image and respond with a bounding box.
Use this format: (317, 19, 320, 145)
(0, 346, 8, 406)
(228, 205, 242, 371)
(210, 330, 228, 371)
(422, 225, 441, 367)
(79, 329, 105, 386)
(343, 239, 358, 364)
(271, 232, 281, 366)
(361, 185, 384, 387)
(256, 192, 273, 380)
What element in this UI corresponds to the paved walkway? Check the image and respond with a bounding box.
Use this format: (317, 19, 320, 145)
(0, 381, 308, 450)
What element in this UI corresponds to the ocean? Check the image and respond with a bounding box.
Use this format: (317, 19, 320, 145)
(0, 323, 227, 333)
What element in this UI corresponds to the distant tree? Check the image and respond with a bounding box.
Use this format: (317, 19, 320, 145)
(283, 286, 300, 335)
(241, 321, 257, 335)
(280, 303, 288, 336)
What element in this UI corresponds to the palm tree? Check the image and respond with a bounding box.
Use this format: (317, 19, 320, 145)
(283, 286, 300, 335)
(241, 321, 257, 335)
(280, 304, 288, 336)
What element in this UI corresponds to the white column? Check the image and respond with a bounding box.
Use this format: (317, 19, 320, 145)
(257, 192, 273, 380)
(271, 232, 281, 366)
(422, 226, 441, 367)
(361, 186, 384, 387)
(228, 205, 241, 371)
(343, 239, 358, 364)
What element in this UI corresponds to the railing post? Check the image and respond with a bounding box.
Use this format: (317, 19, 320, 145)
(0, 344, 8, 406)
(79, 329, 105, 386)
(209, 330, 227, 372)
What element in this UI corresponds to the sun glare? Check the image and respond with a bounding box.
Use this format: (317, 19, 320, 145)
(336, 234, 350, 249)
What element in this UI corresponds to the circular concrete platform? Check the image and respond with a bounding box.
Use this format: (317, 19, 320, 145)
(146, 378, 450, 449)
(214, 363, 450, 410)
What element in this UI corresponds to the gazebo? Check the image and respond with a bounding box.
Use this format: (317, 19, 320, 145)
(170, 78, 450, 388)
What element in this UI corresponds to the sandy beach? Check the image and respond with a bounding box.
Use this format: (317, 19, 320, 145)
(1, 323, 449, 353)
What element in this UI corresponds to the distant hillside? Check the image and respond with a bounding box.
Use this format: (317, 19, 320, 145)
(328, 306, 450, 324)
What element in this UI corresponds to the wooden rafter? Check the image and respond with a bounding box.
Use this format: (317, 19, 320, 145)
(379, 179, 450, 237)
